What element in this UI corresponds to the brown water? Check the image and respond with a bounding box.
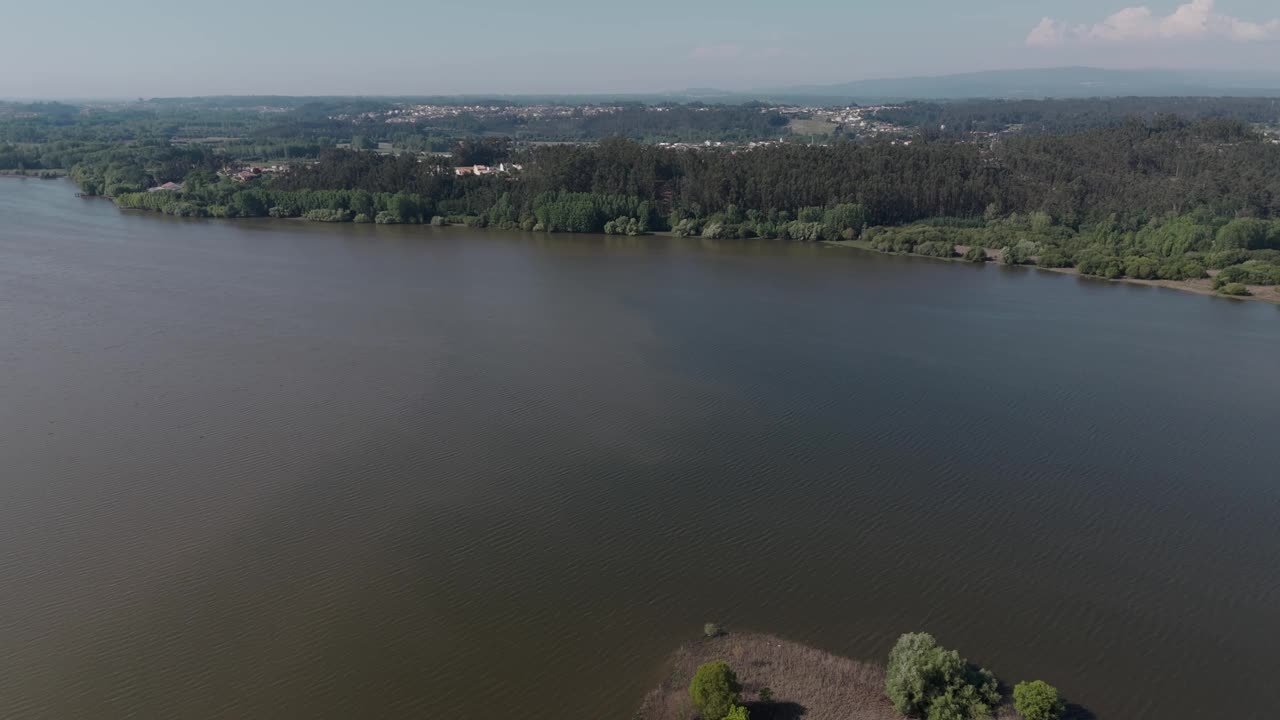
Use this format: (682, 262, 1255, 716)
(1, 178, 1278, 719)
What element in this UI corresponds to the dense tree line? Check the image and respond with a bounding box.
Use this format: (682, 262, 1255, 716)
(31, 113, 1280, 296)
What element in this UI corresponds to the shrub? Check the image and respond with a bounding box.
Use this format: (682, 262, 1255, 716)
(1123, 255, 1159, 280)
(1218, 282, 1251, 296)
(963, 246, 988, 263)
(1156, 258, 1207, 281)
(721, 705, 750, 720)
(885, 633, 1000, 720)
(1077, 250, 1123, 279)
(303, 208, 352, 223)
(703, 623, 722, 638)
(1206, 249, 1250, 269)
(672, 218, 703, 238)
(758, 687, 773, 703)
(1213, 260, 1280, 287)
(1000, 239, 1040, 265)
(780, 221, 827, 242)
(915, 240, 955, 258)
(1215, 217, 1276, 250)
(690, 661, 741, 720)
(702, 221, 727, 239)
(352, 213, 372, 224)
(430, 215, 447, 226)
(1035, 248, 1072, 268)
(1013, 680, 1066, 720)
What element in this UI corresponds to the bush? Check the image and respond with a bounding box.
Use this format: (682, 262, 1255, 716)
(1035, 248, 1072, 268)
(721, 705, 749, 720)
(1013, 680, 1065, 720)
(1156, 258, 1207, 281)
(303, 208, 352, 223)
(963, 246, 988, 263)
(1077, 250, 1123, 279)
(1212, 260, 1280, 287)
(885, 633, 1000, 720)
(1123, 255, 1159, 280)
(703, 623, 722, 638)
(689, 661, 742, 720)
(352, 213, 372, 223)
(672, 218, 703, 238)
(999, 239, 1039, 265)
(1206, 249, 1250, 269)
(915, 240, 955, 258)
(1218, 282, 1251, 296)
(430, 215, 447, 226)
(1215, 217, 1277, 250)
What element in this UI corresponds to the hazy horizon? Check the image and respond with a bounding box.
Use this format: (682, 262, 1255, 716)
(5, 0, 1280, 98)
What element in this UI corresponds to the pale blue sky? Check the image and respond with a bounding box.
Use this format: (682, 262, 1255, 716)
(4, 0, 1279, 97)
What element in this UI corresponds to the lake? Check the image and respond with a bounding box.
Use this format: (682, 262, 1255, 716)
(1, 178, 1277, 719)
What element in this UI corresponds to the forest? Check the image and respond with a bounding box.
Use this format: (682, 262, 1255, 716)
(6, 98, 1280, 296)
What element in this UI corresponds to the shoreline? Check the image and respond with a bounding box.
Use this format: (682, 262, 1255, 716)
(826, 239, 1280, 305)
(31, 182, 1280, 306)
(635, 632, 1024, 720)
(0, 170, 67, 179)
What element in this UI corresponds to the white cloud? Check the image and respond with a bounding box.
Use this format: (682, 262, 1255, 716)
(1027, 0, 1280, 47)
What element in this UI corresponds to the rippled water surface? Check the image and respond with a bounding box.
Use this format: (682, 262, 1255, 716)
(2, 178, 1278, 719)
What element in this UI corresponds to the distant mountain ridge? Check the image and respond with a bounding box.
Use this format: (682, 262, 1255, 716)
(754, 67, 1280, 101)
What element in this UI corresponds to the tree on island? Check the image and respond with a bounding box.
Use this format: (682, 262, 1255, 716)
(884, 632, 1000, 720)
(1013, 680, 1065, 720)
(689, 660, 743, 720)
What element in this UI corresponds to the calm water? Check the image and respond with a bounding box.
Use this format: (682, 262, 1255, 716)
(2, 178, 1278, 719)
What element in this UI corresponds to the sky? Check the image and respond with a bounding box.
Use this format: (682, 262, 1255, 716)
(4, 0, 1280, 98)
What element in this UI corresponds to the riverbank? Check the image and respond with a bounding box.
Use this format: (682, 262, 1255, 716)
(0, 169, 67, 178)
(48, 186, 1280, 306)
(826, 239, 1280, 305)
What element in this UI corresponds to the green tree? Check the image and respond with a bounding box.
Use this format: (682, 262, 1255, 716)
(1013, 681, 1065, 720)
(721, 705, 750, 720)
(1215, 218, 1275, 251)
(963, 246, 988, 262)
(885, 633, 1000, 720)
(689, 661, 742, 720)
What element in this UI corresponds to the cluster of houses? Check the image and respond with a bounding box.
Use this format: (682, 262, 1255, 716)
(454, 163, 522, 177)
(219, 165, 289, 182)
(365, 104, 626, 125)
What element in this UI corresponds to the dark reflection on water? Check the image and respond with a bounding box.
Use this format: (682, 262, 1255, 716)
(1, 179, 1278, 719)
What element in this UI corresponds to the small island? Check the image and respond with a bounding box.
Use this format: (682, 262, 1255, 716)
(637, 628, 1080, 720)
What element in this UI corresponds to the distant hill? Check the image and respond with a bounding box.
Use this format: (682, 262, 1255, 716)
(754, 67, 1280, 102)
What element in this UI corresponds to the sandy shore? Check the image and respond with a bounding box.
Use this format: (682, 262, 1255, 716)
(828, 241, 1280, 306)
(1035, 264, 1280, 304)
